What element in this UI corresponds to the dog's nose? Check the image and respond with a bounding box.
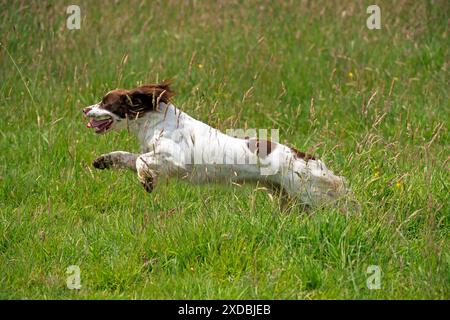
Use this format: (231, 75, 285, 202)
(83, 106, 92, 115)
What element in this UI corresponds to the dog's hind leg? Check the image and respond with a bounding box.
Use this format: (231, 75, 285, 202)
(263, 181, 309, 213)
(93, 151, 139, 171)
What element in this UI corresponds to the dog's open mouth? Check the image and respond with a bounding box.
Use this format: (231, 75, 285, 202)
(87, 116, 113, 134)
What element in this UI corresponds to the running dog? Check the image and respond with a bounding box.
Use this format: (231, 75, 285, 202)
(83, 82, 348, 207)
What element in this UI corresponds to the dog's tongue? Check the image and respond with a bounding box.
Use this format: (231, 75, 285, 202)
(87, 118, 108, 128)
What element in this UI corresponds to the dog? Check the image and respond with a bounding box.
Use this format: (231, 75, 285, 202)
(83, 82, 348, 207)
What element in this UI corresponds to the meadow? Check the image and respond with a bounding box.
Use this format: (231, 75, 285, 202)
(0, 0, 448, 299)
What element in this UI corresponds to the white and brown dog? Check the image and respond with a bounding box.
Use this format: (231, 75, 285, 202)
(83, 82, 348, 207)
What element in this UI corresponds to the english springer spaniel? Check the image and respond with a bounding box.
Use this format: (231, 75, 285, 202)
(83, 82, 348, 208)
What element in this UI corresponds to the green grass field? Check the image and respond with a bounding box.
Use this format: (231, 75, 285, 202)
(0, 0, 449, 299)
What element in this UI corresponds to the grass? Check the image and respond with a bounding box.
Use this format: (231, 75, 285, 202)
(0, 0, 449, 299)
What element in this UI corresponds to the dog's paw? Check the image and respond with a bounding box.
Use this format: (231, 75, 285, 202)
(93, 155, 113, 170)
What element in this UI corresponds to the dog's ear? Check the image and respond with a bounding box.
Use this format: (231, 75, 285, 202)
(123, 82, 175, 118)
(126, 89, 153, 112)
(128, 82, 174, 107)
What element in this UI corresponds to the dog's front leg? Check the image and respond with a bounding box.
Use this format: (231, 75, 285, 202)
(135, 154, 160, 193)
(93, 151, 139, 171)
(135, 146, 186, 193)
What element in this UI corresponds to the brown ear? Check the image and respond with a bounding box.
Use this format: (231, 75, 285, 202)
(129, 81, 174, 105)
(123, 81, 175, 118)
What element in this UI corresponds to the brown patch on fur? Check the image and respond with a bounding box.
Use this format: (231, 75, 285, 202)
(247, 138, 276, 158)
(99, 81, 175, 119)
(290, 146, 316, 161)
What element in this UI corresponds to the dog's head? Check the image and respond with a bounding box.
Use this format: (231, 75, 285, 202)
(83, 82, 174, 134)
